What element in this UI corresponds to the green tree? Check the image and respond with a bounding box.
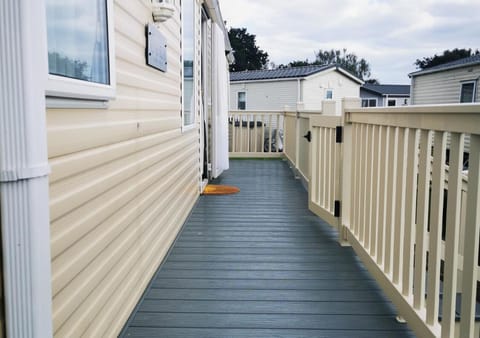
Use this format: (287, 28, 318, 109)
(314, 49, 371, 80)
(278, 49, 373, 81)
(228, 28, 269, 72)
(278, 59, 311, 69)
(414, 48, 479, 70)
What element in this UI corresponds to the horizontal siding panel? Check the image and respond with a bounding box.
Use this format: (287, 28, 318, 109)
(50, 136, 196, 259)
(49, 129, 178, 183)
(230, 81, 297, 111)
(52, 156, 198, 335)
(49, 132, 191, 221)
(116, 67, 181, 96)
(115, 0, 152, 26)
(48, 111, 179, 159)
(413, 66, 480, 104)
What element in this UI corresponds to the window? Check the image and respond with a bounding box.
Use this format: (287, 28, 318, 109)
(237, 92, 246, 110)
(460, 82, 476, 103)
(388, 99, 396, 106)
(182, 0, 196, 128)
(45, 0, 115, 100)
(325, 89, 333, 100)
(361, 98, 377, 107)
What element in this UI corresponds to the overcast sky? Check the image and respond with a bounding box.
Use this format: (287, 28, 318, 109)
(219, 0, 480, 84)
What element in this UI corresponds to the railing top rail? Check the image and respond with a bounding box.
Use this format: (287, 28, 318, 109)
(345, 103, 480, 115)
(345, 104, 480, 135)
(229, 110, 284, 115)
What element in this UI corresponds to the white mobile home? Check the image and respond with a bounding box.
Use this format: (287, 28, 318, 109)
(0, 0, 231, 337)
(360, 84, 410, 107)
(409, 54, 480, 105)
(230, 65, 363, 115)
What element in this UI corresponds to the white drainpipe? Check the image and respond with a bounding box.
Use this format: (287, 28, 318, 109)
(0, 1, 53, 337)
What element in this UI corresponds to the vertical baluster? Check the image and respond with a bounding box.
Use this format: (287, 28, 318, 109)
(239, 114, 244, 152)
(318, 127, 328, 207)
(310, 125, 318, 206)
(351, 124, 359, 235)
(276, 114, 279, 153)
(326, 128, 332, 210)
(393, 128, 408, 285)
(331, 127, 337, 214)
(371, 125, 380, 258)
(360, 123, 367, 236)
(268, 114, 272, 153)
(385, 127, 398, 275)
(426, 131, 447, 325)
(402, 128, 420, 297)
(261, 115, 265, 154)
(254, 115, 258, 152)
(377, 126, 389, 266)
(247, 114, 252, 152)
(441, 133, 464, 338)
(459, 134, 480, 337)
(414, 129, 433, 309)
(365, 124, 374, 251)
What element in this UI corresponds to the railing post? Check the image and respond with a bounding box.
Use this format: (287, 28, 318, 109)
(322, 100, 336, 116)
(295, 110, 301, 176)
(339, 98, 361, 245)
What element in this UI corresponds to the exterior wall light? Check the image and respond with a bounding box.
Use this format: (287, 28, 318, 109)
(152, 0, 175, 22)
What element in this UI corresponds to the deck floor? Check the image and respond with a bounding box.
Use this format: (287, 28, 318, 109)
(121, 159, 415, 338)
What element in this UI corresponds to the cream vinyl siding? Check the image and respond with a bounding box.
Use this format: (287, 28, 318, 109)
(302, 70, 360, 114)
(411, 65, 480, 105)
(230, 80, 298, 110)
(47, 1, 201, 337)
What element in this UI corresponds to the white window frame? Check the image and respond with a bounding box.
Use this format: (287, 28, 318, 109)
(387, 99, 396, 107)
(361, 98, 377, 107)
(45, 0, 116, 102)
(460, 81, 477, 103)
(181, 0, 197, 131)
(237, 91, 246, 110)
(325, 89, 333, 100)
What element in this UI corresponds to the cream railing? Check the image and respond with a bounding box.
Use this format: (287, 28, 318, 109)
(339, 102, 480, 338)
(228, 111, 284, 158)
(229, 102, 480, 338)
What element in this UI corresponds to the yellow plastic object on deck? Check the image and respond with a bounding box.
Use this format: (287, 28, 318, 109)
(202, 184, 240, 195)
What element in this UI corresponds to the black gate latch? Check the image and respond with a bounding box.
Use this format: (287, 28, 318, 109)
(303, 131, 312, 143)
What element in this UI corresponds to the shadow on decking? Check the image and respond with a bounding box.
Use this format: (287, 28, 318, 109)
(120, 159, 416, 338)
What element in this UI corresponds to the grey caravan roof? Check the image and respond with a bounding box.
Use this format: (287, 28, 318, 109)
(362, 84, 411, 96)
(230, 64, 363, 84)
(409, 54, 480, 77)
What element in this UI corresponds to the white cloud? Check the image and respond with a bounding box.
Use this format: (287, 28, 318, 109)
(220, 0, 480, 83)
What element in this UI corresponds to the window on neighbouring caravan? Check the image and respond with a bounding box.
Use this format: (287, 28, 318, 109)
(388, 99, 396, 106)
(460, 82, 476, 103)
(45, 0, 115, 100)
(237, 92, 246, 110)
(361, 98, 377, 107)
(182, 0, 196, 129)
(325, 89, 333, 100)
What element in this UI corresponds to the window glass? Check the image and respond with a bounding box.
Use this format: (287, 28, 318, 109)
(361, 99, 376, 107)
(238, 92, 246, 110)
(46, 0, 109, 84)
(460, 82, 475, 103)
(388, 99, 396, 106)
(325, 90, 333, 100)
(183, 0, 195, 126)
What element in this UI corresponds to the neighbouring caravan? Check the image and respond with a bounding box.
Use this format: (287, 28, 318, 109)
(0, 0, 232, 337)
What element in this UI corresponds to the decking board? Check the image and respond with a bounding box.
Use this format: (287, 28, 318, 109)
(120, 159, 415, 338)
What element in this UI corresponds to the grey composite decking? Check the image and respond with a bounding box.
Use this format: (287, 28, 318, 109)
(120, 159, 416, 338)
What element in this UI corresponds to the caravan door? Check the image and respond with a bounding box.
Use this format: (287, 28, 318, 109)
(210, 23, 229, 179)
